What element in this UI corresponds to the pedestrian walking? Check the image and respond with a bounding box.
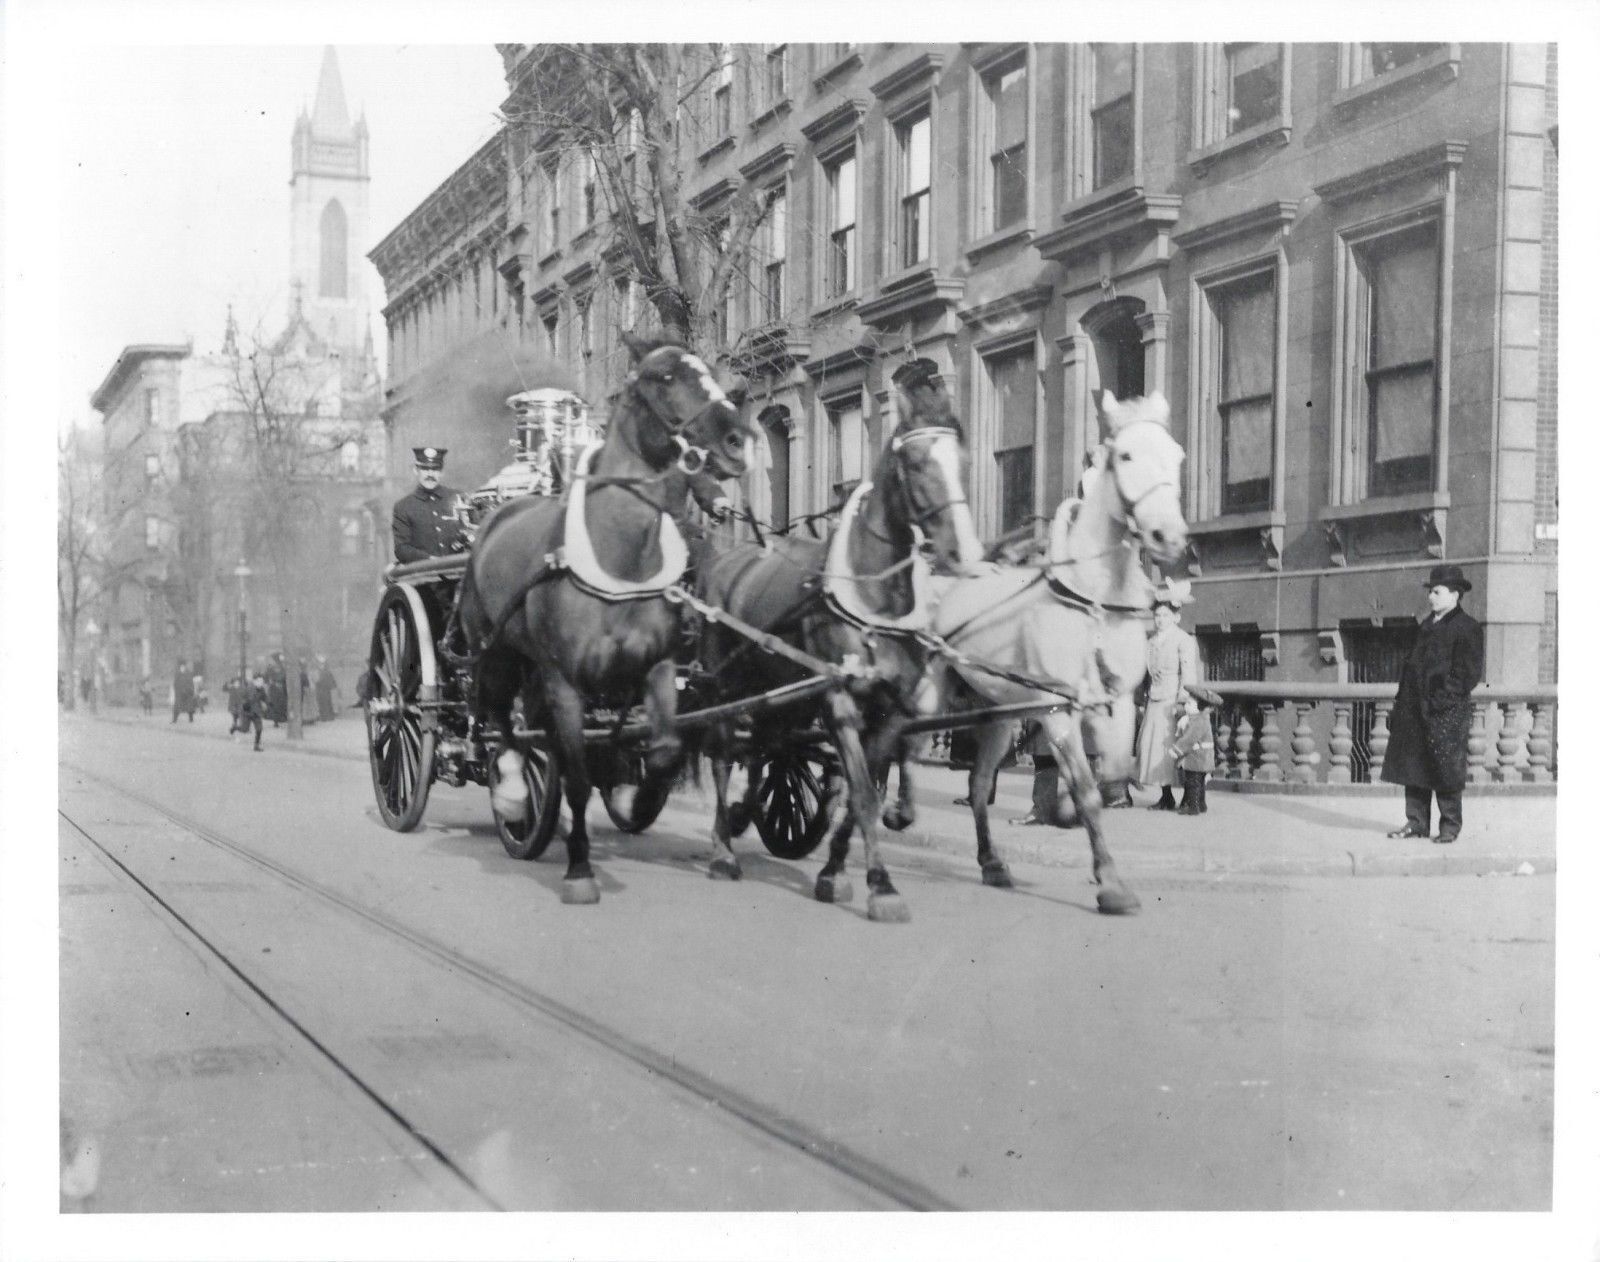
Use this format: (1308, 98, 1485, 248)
(138, 677, 154, 715)
(266, 654, 287, 725)
(1168, 686, 1221, 815)
(170, 659, 196, 723)
(1382, 565, 1485, 844)
(238, 673, 267, 751)
(1134, 578, 1198, 810)
(314, 656, 339, 722)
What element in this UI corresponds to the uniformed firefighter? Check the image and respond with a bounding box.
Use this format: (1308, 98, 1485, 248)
(392, 446, 468, 563)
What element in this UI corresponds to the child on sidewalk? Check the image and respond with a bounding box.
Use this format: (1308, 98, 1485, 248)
(1168, 686, 1222, 815)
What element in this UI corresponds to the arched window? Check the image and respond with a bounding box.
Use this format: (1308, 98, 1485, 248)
(319, 200, 348, 298)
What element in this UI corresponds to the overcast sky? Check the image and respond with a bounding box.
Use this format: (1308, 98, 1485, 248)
(58, 43, 507, 426)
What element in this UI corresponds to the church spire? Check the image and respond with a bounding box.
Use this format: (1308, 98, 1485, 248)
(222, 304, 239, 356)
(311, 46, 352, 136)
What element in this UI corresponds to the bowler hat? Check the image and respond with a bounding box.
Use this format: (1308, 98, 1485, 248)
(412, 446, 447, 470)
(891, 357, 942, 392)
(1423, 564, 1472, 594)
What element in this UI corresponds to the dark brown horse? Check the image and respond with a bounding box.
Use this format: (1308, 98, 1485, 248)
(694, 372, 986, 922)
(459, 336, 757, 905)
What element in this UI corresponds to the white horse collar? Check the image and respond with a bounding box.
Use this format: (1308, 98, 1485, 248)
(558, 441, 688, 601)
(823, 481, 933, 632)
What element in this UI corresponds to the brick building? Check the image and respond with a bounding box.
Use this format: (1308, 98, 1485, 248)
(370, 42, 1557, 689)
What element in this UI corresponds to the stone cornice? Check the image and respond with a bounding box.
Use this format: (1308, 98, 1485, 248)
(738, 141, 797, 184)
(728, 323, 815, 380)
(869, 52, 945, 112)
(967, 42, 1027, 74)
(1312, 140, 1467, 206)
(956, 283, 1053, 329)
(801, 340, 877, 384)
(856, 265, 966, 330)
(800, 96, 870, 149)
(561, 258, 597, 290)
(530, 280, 564, 311)
(688, 176, 739, 212)
(1173, 199, 1299, 253)
(1033, 187, 1183, 264)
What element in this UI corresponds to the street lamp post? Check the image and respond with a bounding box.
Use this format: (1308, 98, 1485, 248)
(233, 559, 252, 684)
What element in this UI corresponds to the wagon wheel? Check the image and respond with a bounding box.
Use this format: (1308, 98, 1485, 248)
(752, 743, 838, 860)
(600, 751, 669, 834)
(489, 745, 563, 860)
(366, 589, 436, 832)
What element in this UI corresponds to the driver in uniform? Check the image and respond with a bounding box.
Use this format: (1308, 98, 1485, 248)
(392, 446, 467, 563)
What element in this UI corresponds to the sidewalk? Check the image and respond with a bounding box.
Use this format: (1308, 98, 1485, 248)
(67, 707, 1557, 879)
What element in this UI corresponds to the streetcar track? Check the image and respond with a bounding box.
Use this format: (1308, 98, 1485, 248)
(61, 760, 957, 1211)
(58, 805, 505, 1211)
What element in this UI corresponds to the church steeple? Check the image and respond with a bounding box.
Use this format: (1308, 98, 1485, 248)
(289, 45, 370, 358)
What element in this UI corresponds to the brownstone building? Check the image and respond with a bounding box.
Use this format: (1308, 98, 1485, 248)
(371, 42, 1557, 699)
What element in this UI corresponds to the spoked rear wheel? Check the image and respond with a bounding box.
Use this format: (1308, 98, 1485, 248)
(489, 746, 563, 860)
(752, 741, 838, 860)
(366, 590, 436, 832)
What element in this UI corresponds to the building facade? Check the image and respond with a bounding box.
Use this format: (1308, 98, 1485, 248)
(86, 48, 387, 701)
(371, 42, 1557, 690)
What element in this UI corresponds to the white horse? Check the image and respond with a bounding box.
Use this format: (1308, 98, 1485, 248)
(913, 391, 1189, 914)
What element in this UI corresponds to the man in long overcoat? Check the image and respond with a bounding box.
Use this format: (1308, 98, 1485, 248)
(1381, 564, 1485, 843)
(170, 659, 195, 723)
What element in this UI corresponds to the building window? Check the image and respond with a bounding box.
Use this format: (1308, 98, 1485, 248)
(581, 149, 598, 230)
(145, 515, 161, 551)
(765, 44, 788, 106)
(340, 511, 362, 556)
(1201, 270, 1276, 514)
(578, 297, 594, 362)
(319, 199, 348, 298)
(339, 439, 360, 474)
(1225, 44, 1281, 134)
(542, 159, 562, 252)
(144, 388, 160, 427)
(1351, 220, 1440, 498)
(714, 44, 734, 136)
(144, 453, 160, 481)
(824, 149, 857, 298)
(1355, 43, 1445, 83)
(981, 57, 1028, 233)
(760, 185, 786, 323)
(985, 347, 1036, 534)
(614, 274, 637, 331)
(828, 397, 868, 504)
(542, 310, 559, 356)
(1092, 43, 1134, 189)
(898, 112, 932, 267)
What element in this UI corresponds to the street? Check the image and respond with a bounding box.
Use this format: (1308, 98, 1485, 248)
(58, 712, 1554, 1213)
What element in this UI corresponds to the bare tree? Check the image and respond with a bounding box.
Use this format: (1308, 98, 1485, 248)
(500, 44, 780, 355)
(219, 337, 367, 739)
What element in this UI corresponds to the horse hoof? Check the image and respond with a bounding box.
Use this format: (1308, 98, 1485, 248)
(981, 863, 1014, 889)
(561, 878, 601, 905)
(814, 874, 853, 904)
(881, 804, 915, 832)
(1096, 887, 1141, 916)
(868, 893, 911, 923)
(707, 856, 743, 881)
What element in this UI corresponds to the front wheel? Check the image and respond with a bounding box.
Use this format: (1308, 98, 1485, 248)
(752, 743, 837, 860)
(367, 591, 436, 832)
(489, 746, 562, 860)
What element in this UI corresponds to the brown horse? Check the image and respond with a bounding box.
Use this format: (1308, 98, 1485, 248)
(694, 371, 986, 922)
(459, 336, 757, 905)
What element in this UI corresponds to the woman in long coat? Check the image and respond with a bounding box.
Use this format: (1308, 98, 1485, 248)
(1381, 565, 1485, 843)
(1135, 579, 1199, 810)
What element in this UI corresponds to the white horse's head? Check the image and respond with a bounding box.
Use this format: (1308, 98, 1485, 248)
(1095, 390, 1188, 565)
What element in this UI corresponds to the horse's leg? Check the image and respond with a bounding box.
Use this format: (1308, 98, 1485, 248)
(545, 676, 599, 905)
(882, 667, 943, 832)
(838, 694, 910, 924)
(1094, 693, 1138, 807)
(640, 656, 683, 779)
(1045, 710, 1140, 915)
(812, 693, 863, 907)
(705, 720, 743, 881)
(480, 649, 531, 822)
(968, 719, 1016, 888)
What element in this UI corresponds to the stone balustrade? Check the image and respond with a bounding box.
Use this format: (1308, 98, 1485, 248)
(1209, 684, 1557, 788)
